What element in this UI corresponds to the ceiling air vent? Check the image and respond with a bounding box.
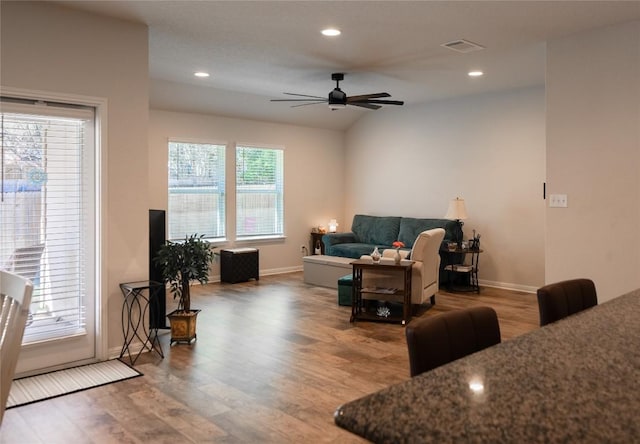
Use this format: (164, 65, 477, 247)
(441, 39, 485, 53)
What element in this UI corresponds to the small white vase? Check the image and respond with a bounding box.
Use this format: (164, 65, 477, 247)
(394, 248, 401, 264)
(371, 246, 381, 263)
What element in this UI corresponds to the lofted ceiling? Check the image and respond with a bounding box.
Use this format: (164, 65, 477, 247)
(55, 1, 640, 131)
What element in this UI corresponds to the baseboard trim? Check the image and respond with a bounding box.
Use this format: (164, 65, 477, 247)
(206, 266, 303, 284)
(260, 269, 537, 294)
(108, 343, 142, 360)
(260, 266, 303, 276)
(478, 279, 537, 294)
(209, 268, 537, 293)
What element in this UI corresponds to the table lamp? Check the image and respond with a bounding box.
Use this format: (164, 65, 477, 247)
(444, 197, 468, 246)
(328, 219, 339, 233)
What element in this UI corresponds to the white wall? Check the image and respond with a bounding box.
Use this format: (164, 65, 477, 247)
(345, 87, 546, 291)
(546, 21, 640, 302)
(149, 110, 345, 276)
(1, 2, 149, 353)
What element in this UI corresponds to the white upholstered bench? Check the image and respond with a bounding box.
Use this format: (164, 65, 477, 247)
(303, 255, 353, 288)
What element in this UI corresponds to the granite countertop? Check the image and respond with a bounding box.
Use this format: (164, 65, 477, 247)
(334, 289, 640, 443)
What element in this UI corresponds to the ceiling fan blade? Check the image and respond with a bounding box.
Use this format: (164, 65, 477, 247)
(291, 101, 327, 108)
(347, 93, 390, 102)
(283, 92, 326, 99)
(361, 99, 405, 106)
(271, 99, 327, 102)
(348, 102, 382, 110)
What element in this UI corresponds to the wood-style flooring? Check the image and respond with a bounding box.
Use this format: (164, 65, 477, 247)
(0, 272, 539, 443)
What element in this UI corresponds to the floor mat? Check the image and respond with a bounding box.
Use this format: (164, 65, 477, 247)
(6, 359, 142, 408)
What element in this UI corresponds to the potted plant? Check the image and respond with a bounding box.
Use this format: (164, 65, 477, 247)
(153, 233, 215, 344)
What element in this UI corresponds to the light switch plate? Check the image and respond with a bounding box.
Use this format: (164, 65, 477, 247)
(549, 194, 568, 208)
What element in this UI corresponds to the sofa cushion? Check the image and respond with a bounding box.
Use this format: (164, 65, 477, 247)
(351, 215, 401, 246)
(398, 217, 459, 248)
(330, 243, 386, 259)
(322, 232, 356, 256)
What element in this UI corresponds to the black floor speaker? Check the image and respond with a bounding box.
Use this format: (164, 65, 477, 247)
(149, 209, 168, 329)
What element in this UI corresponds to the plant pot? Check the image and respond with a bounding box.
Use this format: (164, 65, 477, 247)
(167, 309, 201, 345)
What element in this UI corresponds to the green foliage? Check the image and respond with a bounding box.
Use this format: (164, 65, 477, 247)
(236, 146, 279, 185)
(153, 234, 215, 312)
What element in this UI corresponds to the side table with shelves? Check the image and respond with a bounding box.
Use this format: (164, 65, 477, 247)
(351, 259, 413, 325)
(310, 232, 326, 255)
(441, 248, 482, 293)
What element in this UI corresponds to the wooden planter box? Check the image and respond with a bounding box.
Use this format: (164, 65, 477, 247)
(167, 309, 200, 345)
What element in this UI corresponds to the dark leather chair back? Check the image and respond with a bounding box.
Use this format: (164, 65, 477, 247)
(537, 278, 597, 326)
(405, 306, 501, 377)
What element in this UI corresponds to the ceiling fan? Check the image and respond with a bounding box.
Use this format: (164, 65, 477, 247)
(271, 73, 404, 110)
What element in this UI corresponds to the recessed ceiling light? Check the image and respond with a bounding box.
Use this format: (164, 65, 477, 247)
(321, 28, 341, 37)
(468, 71, 484, 77)
(194, 72, 210, 78)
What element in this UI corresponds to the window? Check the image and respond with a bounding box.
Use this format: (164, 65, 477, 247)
(236, 145, 284, 238)
(168, 141, 225, 240)
(0, 100, 95, 343)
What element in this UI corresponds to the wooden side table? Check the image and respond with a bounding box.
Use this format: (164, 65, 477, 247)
(310, 232, 325, 255)
(351, 259, 413, 325)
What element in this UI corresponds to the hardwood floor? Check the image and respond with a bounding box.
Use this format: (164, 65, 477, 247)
(0, 272, 539, 443)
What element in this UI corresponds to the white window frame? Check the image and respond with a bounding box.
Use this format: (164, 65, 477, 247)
(235, 143, 285, 241)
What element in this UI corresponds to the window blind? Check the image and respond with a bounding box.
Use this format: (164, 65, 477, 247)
(236, 145, 284, 238)
(168, 141, 226, 240)
(0, 101, 95, 343)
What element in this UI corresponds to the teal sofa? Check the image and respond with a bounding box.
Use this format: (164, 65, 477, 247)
(323, 215, 461, 284)
(323, 214, 460, 258)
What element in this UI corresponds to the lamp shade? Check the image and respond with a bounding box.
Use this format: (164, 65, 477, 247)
(328, 219, 339, 233)
(445, 197, 468, 220)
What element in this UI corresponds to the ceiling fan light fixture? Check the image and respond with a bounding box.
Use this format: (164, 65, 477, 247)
(270, 72, 403, 111)
(321, 28, 341, 37)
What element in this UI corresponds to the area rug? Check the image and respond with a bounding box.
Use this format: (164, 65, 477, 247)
(6, 359, 142, 409)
